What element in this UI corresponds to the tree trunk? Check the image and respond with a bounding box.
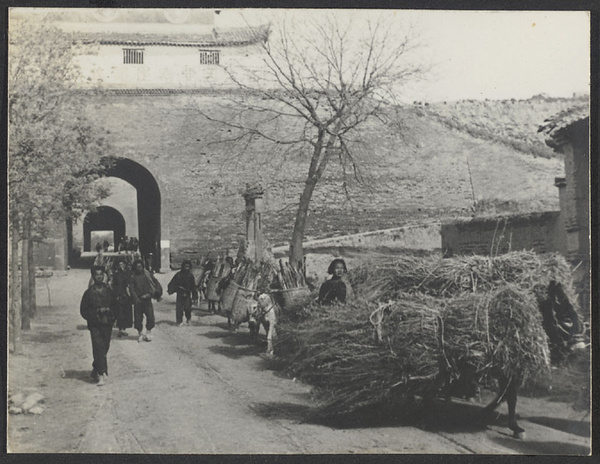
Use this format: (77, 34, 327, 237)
(28, 237, 36, 318)
(289, 178, 319, 269)
(289, 128, 339, 268)
(21, 221, 31, 331)
(10, 221, 22, 354)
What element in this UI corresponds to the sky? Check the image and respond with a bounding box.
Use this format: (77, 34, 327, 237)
(11, 7, 590, 102)
(221, 9, 591, 102)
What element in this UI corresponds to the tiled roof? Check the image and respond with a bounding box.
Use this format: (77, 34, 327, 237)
(538, 103, 589, 148)
(79, 24, 270, 47)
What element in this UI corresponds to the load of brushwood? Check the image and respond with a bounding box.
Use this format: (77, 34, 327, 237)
(275, 251, 585, 417)
(232, 258, 274, 293)
(348, 251, 586, 363)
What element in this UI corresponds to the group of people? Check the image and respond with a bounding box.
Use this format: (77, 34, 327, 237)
(80, 256, 352, 386)
(118, 236, 139, 253)
(80, 259, 162, 386)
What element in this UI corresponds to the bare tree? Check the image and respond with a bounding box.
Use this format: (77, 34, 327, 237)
(194, 11, 427, 267)
(8, 18, 111, 348)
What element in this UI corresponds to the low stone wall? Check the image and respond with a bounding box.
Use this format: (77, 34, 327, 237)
(441, 211, 563, 257)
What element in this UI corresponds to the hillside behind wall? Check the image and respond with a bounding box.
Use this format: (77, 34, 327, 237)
(84, 91, 564, 261)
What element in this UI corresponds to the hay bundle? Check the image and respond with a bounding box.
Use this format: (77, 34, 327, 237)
(349, 251, 574, 300)
(349, 251, 584, 364)
(276, 286, 551, 417)
(440, 287, 551, 391)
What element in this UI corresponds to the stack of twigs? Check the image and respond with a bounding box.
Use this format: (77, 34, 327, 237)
(232, 259, 275, 292)
(273, 250, 582, 417)
(276, 259, 307, 289)
(277, 286, 551, 417)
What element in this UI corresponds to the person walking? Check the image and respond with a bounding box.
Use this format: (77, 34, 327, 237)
(80, 265, 117, 386)
(130, 259, 162, 342)
(112, 260, 134, 337)
(167, 260, 198, 326)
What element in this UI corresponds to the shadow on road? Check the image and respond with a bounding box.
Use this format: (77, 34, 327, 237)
(208, 344, 264, 359)
(253, 396, 494, 432)
(62, 370, 97, 384)
(527, 416, 590, 438)
(202, 330, 233, 339)
(212, 322, 233, 331)
(491, 436, 590, 455)
(412, 399, 490, 434)
(250, 401, 315, 422)
(26, 331, 74, 344)
(155, 320, 179, 327)
(76, 325, 88, 330)
(203, 330, 261, 347)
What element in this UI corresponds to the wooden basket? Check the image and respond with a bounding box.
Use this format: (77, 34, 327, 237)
(279, 286, 311, 309)
(231, 285, 255, 325)
(206, 277, 220, 301)
(220, 281, 239, 313)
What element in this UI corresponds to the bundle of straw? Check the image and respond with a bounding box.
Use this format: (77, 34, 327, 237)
(276, 286, 551, 417)
(349, 251, 584, 364)
(348, 251, 575, 301)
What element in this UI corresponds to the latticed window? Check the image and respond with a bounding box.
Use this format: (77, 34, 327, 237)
(123, 48, 144, 64)
(199, 50, 220, 65)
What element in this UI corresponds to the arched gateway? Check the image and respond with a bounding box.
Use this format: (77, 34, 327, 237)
(68, 157, 165, 271)
(83, 205, 126, 252)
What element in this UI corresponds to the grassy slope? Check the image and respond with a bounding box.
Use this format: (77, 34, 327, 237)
(420, 94, 588, 160)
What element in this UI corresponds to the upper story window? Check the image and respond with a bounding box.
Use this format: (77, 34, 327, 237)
(199, 50, 220, 65)
(123, 48, 144, 64)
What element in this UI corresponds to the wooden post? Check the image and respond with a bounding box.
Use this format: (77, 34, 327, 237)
(243, 184, 264, 263)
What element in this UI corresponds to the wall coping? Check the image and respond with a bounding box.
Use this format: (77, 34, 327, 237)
(271, 221, 442, 254)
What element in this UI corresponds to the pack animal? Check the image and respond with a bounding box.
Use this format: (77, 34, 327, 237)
(228, 293, 280, 355)
(419, 283, 588, 440)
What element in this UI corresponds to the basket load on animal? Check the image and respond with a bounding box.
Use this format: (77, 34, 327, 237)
(275, 251, 587, 438)
(206, 255, 234, 302)
(227, 259, 275, 330)
(272, 259, 311, 309)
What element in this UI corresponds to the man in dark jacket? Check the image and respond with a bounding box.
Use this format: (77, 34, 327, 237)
(167, 260, 198, 326)
(80, 265, 117, 386)
(112, 260, 133, 337)
(130, 259, 161, 342)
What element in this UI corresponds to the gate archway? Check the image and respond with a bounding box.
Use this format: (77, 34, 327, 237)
(83, 206, 126, 252)
(102, 157, 162, 270)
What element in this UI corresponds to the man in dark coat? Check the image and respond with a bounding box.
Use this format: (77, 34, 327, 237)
(112, 260, 134, 337)
(80, 265, 117, 386)
(167, 260, 198, 326)
(130, 259, 160, 342)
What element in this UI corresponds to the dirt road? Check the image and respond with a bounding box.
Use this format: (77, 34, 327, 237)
(7, 270, 591, 454)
